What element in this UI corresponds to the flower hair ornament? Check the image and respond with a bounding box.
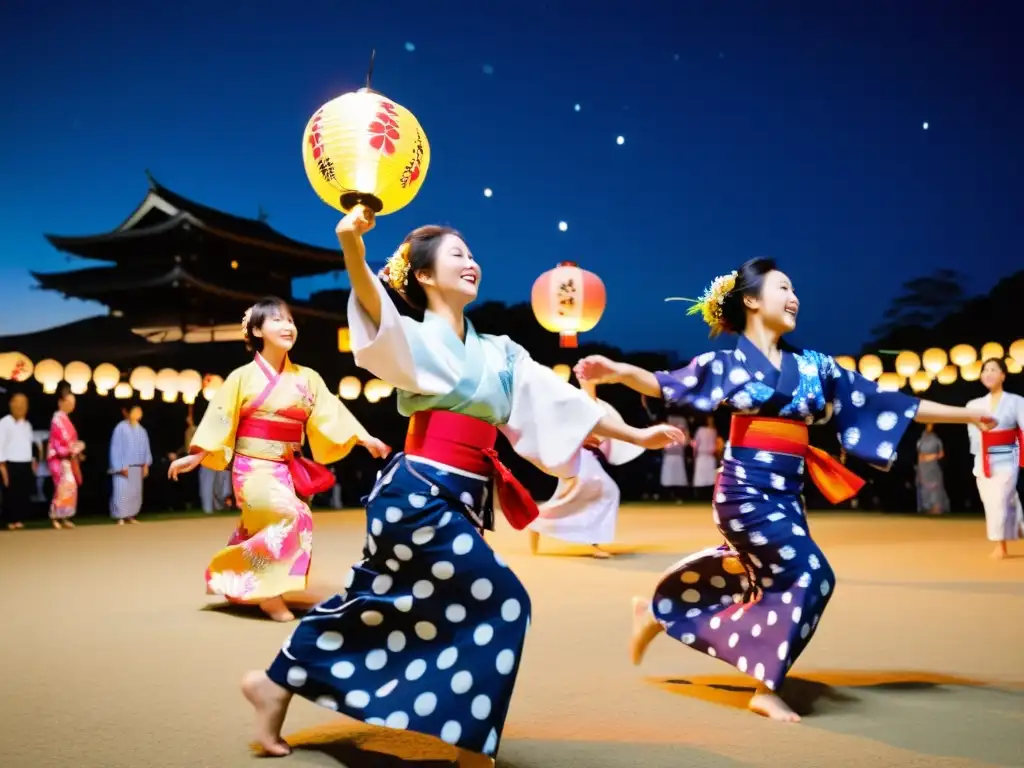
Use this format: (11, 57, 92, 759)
(379, 242, 411, 293)
(665, 270, 737, 337)
(240, 306, 254, 339)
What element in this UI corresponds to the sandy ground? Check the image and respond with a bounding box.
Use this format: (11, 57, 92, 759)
(1, 505, 1022, 768)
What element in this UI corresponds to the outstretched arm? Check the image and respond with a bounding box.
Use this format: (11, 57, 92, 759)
(337, 205, 382, 329)
(575, 356, 661, 397)
(915, 399, 994, 427)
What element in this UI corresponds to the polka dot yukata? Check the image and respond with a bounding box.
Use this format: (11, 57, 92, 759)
(649, 336, 920, 691)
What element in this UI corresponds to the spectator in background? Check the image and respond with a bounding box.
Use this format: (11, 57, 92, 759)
(0, 392, 36, 530)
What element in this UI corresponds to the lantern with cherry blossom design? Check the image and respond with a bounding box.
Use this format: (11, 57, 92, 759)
(0, 352, 34, 382)
(531, 262, 607, 348)
(302, 55, 430, 216)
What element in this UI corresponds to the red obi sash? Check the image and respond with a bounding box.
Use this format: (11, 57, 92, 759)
(729, 416, 865, 504)
(236, 417, 335, 497)
(404, 410, 539, 530)
(980, 429, 1022, 478)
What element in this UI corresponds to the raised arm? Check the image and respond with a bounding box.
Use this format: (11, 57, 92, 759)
(336, 205, 382, 329)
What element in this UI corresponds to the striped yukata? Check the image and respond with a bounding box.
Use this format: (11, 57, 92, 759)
(109, 420, 152, 520)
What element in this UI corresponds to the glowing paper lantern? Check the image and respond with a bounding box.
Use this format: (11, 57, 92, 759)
(876, 372, 902, 392)
(894, 351, 920, 377)
(93, 363, 120, 395)
(949, 344, 976, 367)
(337, 327, 352, 353)
(156, 368, 179, 393)
(552, 364, 572, 382)
(139, 388, 154, 401)
(63, 361, 92, 395)
(202, 374, 224, 401)
(129, 366, 156, 396)
(177, 370, 203, 404)
(33, 359, 63, 393)
(936, 365, 957, 385)
(979, 342, 1004, 361)
(0, 352, 34, 382)
(921, 348, 947, 375)
(858, 354, 883, 381)
(1006, 357, 1022, 375)
(961, 360, 982, 382)
(834, 356, 856, 372)
(161, 390, 178, 403)
(114, 382, 133, 399)
(1009, 339, 1024, 366)
(302, 80, 430, 216)
(339, 376, 362, 401)
(909, 370, 932, 393)
(531, 262, 607, 348)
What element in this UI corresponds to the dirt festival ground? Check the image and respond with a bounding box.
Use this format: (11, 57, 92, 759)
(1, 505, 1022, 768)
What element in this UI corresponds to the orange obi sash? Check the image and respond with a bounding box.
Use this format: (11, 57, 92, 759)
(980, 429, 1022, 478)
(729, 416, 865, 504)
(236, 417, 335, 497)
(405, 410, 539, 530)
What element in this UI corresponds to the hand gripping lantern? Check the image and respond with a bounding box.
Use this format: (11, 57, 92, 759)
(302, 51, 430, 215)
(531, 262, 607, 348)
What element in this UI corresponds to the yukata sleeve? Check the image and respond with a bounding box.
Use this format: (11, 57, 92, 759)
(824, 355, 920, 470)
(49, 416, 72, 458)
(654, 351, 734, 412)
(190, 367, 244, 471)
(305, 368, 371, 465)
(596, 400, 646, 466)
(142, 427, 153, 466)
(109, 423, 126, 472)
(499, 344, 604, 479)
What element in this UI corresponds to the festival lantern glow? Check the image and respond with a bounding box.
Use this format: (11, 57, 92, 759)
(552, 364, 572, 382)
(1009, 339, 1024, 366)
(302, 52, 429, 216)
(177, 370, 203, 404)
(909, 370, 932, 393)
(921, 348, 948, 375)
(979, 341, 1004, 361)
(857, 354, 883, 381)
(129, 366, 156, 399)
(834, 356, 856, 372)
(960, 360, 982, 382)
(162, 390, 178, 403)
(1006, 357, 1023, 375)
(339, 376, 362, 401)
(876, 372, 902, 392)
(92, 363, 120, 395)
(114, 382, 133, 399)
(63, 361, 92, 395)
(138, 388, 155, 401)
(337, 327, 352, 353)
(531, 262, 607, 348)
(894, 351, 921, 377)
(202, 374, 224, 401)
(33, 359, 63, 393)
(0, 352, 34, 382)
(949, 344, 976, 367)
(936, 364, 958, 385)
(156, 368, 179, 394)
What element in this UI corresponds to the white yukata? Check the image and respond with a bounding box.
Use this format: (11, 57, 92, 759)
(967, 392, 1024, 541)
(530, 399, 645, 545)
(659, 414, 689, 488)
(691, 425, 719, 488)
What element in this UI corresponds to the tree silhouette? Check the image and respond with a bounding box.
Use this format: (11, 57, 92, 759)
(870, 268, 966, 342)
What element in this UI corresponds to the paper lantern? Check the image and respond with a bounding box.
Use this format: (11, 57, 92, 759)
(979, 342, 1004, 362)
(894, 351, 920, 377)
(93, 363, 120, 395)
(531, 262, 607, 348)
(921, 348, 947, 375)
(114, 382, 133, 399)
(338, 327, 352, 353)
(1009, 339, 1024, 366)
(161, 390, 178, 403)
(203, 374, 224, 401)
(63, 361, 92, 395)
(0, 352, 34, 382)
(156, 368, 179, 393)
(949, 344, 976, 367)
(857, 354, 883, 381)
(960, 360, 982, 382)
(339, 376, 362, 401)
(936, 365, 957, 385)
(138, 388, 154, 401)
(1006, 357, 1022, 375)
(129, 366, 156, 395)
(177, 370, 203, 404)
(876, 372, 902, 392)
(834, 356, 856, 372)
(302, 83, 430, 216)
(33, 359, 63, 393)
(552, 364, 572, 382)
(909, 370, 932, 393)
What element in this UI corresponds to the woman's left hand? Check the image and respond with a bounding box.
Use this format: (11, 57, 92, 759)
(970, 411, 997, 431)
(360, 437, 392, 459)
(635, 423, 687, 450)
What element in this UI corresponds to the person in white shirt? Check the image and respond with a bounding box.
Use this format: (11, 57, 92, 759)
(0, 393, 38, 530)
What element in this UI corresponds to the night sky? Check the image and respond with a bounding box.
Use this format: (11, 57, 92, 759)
(0, 1, 1019, 358)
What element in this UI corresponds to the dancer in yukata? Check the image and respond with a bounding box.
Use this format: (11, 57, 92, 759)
(576, 257, 995, 722)
(527, 378, 645, 558)
(241, 207, 684, 760)
(109, 403, 153, 525)
(169, 298, 389, 622)
(966, 358, 1024, 559)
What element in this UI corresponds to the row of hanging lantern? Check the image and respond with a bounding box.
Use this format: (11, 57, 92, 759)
(834, 339, 1024, 394)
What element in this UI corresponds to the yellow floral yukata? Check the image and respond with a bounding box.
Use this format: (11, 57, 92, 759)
(192, 353, 370, 603)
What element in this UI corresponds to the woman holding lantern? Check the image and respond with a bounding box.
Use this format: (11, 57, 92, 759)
(241, 207, 683, 759)
(168, 297, 390, 622)
(575, 257, 996, 723)
(966, 357, 1024, 559)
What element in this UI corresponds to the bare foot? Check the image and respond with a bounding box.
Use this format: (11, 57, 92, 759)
(241, 670, 293, 756)
(51, 520, 63, 529)
(13, 522, 24, 529)
(63, 520, 75, 528)
(630, 596, 664, 666)
(527, 530, 540, 555)
(260, 597, 296, 622)
(590, 545, 612, 559)
(128, 517, 140, 524)
(749, 688, 801, 722)
(117, 520, 126, 526)
(991, 544, 1008, 560)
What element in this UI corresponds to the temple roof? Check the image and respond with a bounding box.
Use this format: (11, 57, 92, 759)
(43, 174, 345, 277)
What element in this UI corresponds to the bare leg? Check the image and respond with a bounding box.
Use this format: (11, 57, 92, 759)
(990, 541, 1008, 560)
(241, 670, 293, 756)
(748, 683, 801, 722)
(629, 596, 664, 665)
(260, 596, 296, 622)
(527, 529, 540, 555)
(590, 545, 612, 559)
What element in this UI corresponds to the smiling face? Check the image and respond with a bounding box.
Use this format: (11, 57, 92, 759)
(745, 269, 799, 334)
(980, 359, 1006, 391)
(253, 303, 297, 353)
(416, 234, 481, 309)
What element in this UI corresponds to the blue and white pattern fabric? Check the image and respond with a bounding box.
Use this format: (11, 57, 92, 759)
(109, 420, 152, 520)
